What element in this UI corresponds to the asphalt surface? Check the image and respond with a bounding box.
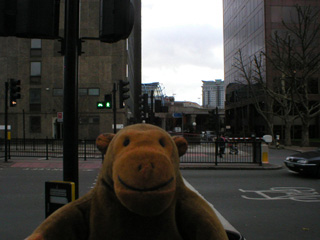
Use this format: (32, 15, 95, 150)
(0, 159, 100, 239)
(182, 148, 320, 240)
(0, 147, 319, 239)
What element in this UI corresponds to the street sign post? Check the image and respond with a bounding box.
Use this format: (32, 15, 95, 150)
(45, 181, 75, 218)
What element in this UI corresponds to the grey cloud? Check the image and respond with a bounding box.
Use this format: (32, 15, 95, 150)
(143, 25, 223, 69)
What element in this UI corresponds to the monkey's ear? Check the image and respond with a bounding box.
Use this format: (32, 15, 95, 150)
(96, 133, 115, 154)
(172, 136, 188, 157)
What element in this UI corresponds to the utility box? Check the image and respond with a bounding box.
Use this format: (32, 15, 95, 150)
(45, 181, 75, 218)
(261, 142, 269, 164)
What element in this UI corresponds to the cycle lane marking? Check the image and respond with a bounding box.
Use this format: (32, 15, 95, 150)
(239, 187, 320, 202)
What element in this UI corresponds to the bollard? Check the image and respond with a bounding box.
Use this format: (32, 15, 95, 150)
(261, 142, 269, 164)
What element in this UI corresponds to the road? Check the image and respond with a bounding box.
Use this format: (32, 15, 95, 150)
(0, 149, 319, 239)
(0, 160, 100, 239)
(182, 148, 320, 240)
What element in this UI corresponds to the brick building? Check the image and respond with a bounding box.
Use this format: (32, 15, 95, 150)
(0, 0, 141, 140)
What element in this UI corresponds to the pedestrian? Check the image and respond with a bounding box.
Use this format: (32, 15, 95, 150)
(218, 134, 226, 158)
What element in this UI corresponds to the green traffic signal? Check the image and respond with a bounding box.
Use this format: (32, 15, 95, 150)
(97, 96, 112, 109)
(104, 94, 112, 109)
(97, 102, 105, 109)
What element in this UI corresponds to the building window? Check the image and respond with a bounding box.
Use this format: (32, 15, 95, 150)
(30, 88, 41, 112)
(30, 62, 41, 84)
(89, 116, 100, 124)
(31, 39, 41, 49)
(79, 117, 89, 125)
(88, 88, 100, 96)
(79, 116, 100, 125)
(53, 88, 63, 96)
(30, 116, 41, 133)
(79, 88, 88, 96)
(30, 39, 42, 57)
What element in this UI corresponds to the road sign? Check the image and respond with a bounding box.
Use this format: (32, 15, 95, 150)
(112, 124, 124, 130)
(172, 113, 182, 118)
(0, 125, 11, 130)
(57, 112, 63, 122)
(45, 181, 75, 218)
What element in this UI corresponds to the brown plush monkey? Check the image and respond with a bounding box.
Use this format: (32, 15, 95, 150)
(26, 124, 228, 240)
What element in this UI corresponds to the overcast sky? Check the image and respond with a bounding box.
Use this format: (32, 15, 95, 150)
(142, 0, 224, 104)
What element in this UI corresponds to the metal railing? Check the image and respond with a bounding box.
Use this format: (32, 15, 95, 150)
(0, 138, 262, 165)
(180, 141, 262, 165)
(0, 138, 102, 160)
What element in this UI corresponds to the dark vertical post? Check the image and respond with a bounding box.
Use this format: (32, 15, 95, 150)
(216, 107, 219, 136)
(46, 137, 49, 160)
(84, 139, 87, 161)
(215, 141, 218, 166)
(150, 90, 154, 124)
(23, 109, 26, 150)
(113, 83, 117, 134)
(8, 139, 11, 159)
(63, 0, 79, 199)
(4, 81, 8, 163)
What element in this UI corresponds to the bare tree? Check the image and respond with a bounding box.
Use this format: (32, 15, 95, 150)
(234, 5, 320, 146)
(265, 5, 320, 146)
(234, 49, 298, 145)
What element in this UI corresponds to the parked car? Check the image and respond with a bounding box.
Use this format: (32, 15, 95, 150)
(284, 150, 320, 177)
(201, 131, 216, 142)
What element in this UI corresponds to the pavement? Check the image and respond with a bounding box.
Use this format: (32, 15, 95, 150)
(275, 145, 319, 152)
(180, 162, 282, 170)
(0, 157, 103, 170)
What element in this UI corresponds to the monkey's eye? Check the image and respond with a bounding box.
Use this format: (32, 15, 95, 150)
(123, 138, 130, 147)
(159, 138, 165, 147)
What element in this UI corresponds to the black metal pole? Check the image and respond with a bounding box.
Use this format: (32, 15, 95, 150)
(23, 109, 25, 148)
(150, 90, 154, 124)
(63, 0, 79, 199)
(216, 107, 219, 136)
(113, 83, 117, 134)
(4, 81, 8, 163)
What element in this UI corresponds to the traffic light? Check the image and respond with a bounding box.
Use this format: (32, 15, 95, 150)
(0, 0, 17, 36)
(155, 100, 162, 112)
(99, 0, 134, 43)
(15, 0, 60, 39)
(119, 80, 130, 108)
(96, 94, 112, 109)
(0, 0, 60, 39)
(105, 94, 112, 109)
(97, 102, 105, 109)
(9, 79, 21, 107)
(139, 94, 148, 120)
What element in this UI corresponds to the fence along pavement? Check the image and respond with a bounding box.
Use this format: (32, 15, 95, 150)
(1, 139, 262, 165)
(180, 141, 261, 165)
(1, 139, 103, 160)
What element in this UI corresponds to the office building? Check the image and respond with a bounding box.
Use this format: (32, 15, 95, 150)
(223, 0, 320, 137)
(202, 80, 225, 109)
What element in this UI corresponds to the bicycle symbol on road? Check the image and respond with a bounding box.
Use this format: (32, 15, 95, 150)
(239, 187, 320, 202)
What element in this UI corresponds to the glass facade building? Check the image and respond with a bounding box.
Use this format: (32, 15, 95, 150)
(223, 0, 320, 137)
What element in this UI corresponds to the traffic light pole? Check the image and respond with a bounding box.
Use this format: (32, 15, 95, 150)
(113, 83, 117, 134)
(63, 0, 80, 199)
(4, 82, 8, 163)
